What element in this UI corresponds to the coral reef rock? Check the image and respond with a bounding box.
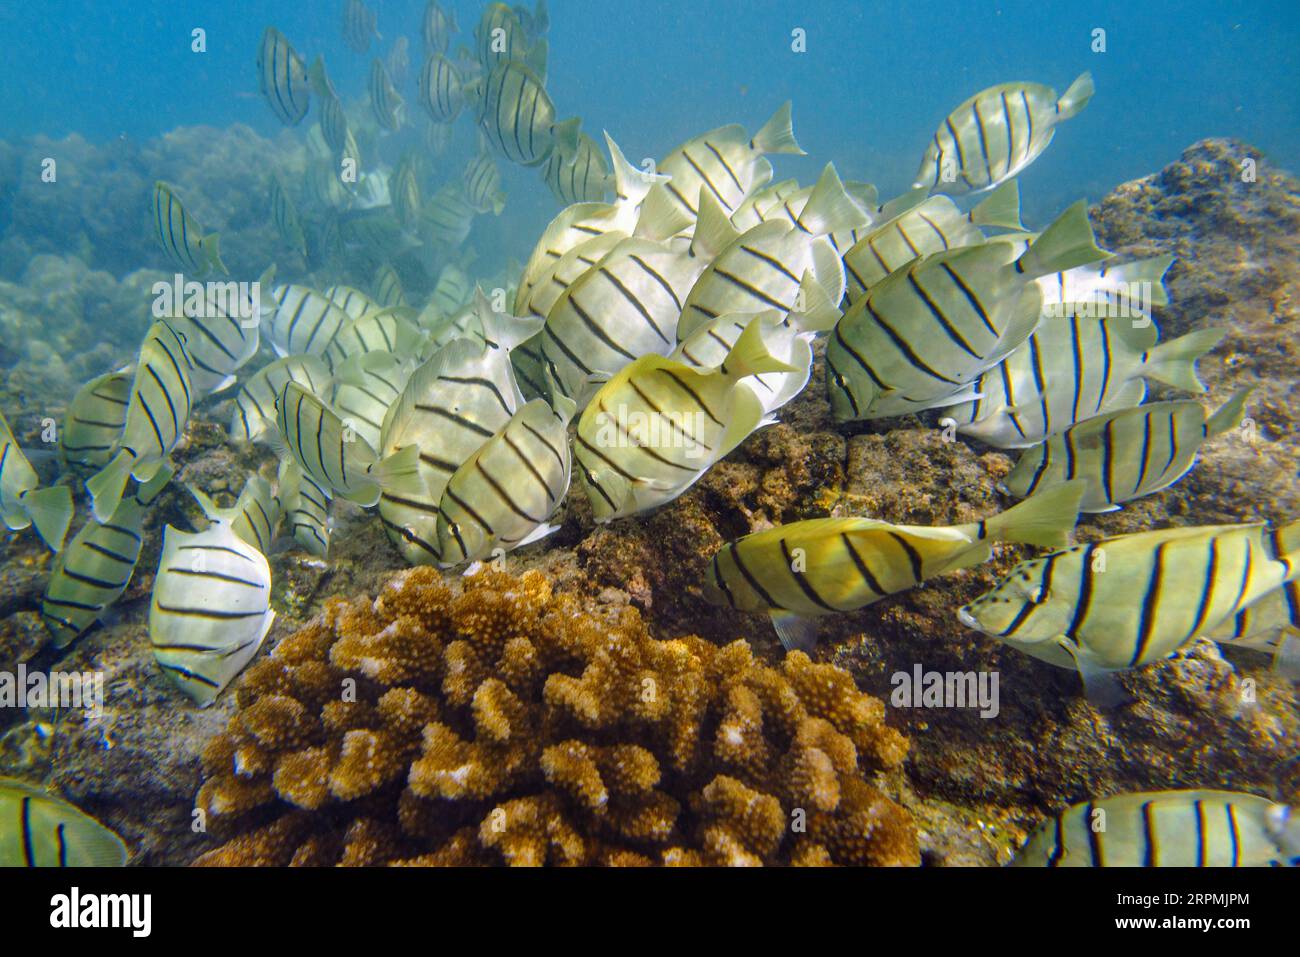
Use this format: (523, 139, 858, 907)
(193, 566, 917, 866)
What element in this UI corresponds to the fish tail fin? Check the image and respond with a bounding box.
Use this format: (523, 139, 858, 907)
(790, 270, 842, 332)
(525, 37, 548, 80)
(985, 479, 1085, 549)
(185, 482, 227, 523)
(550, 117, 581, 162)
(205, 232, 229, 276)
(1110, 254, 1174, 306)
(136, 462, 174, 505)
(796, 163, 868, 236)
(1143, 327, 1225, 393)
(1015, 200, 1111, 279)
(86, 450, 133, 524)
(1205, 387, 1253, 438)
(720, 316, 799, 380)
(491, 191, 506, 216)
(372, 443, 427, 498)
(21, 485, 73, 552)
(969, 179, 1025, 231)
(1056, 72, 1095, 120)
(307, 56, 332, 98)
(606, 131, 667, 208)
(751, 101, 804, 156)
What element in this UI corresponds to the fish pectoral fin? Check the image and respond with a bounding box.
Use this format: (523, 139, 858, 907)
(514, 522, 560, 549)
(1062, 639, 1130, 709)
(770, 611, 821, 652)
(20, 485, 73, 553)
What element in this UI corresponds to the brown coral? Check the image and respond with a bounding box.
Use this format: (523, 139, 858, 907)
(193, 566, 916, 866)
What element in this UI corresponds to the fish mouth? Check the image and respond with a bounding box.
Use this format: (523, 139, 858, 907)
(956, 607, 980, 630)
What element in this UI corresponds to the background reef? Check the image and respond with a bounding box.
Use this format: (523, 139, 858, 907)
(0, 133, 1296, 865)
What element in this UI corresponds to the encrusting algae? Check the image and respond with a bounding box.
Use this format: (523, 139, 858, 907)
(193, 564, 916, 866)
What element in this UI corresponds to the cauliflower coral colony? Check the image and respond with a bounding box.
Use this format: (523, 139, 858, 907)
(193, 566, 918, 866)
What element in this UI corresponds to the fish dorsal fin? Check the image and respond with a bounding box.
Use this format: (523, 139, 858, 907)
(878, 185, 932, 220)
(690, 189, 742, 260)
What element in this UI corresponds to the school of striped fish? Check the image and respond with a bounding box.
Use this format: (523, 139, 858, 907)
(1, 1, 1296, 867)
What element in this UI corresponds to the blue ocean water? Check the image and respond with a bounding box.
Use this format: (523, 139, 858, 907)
(3, 0, 1298, 259)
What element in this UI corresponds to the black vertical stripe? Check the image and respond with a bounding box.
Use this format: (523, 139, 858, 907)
(21, 797, 35, 866)
(1131, 543, 1168, 666)
(1140, 801, 1158, 867)
(1065, 545, 1098, 641)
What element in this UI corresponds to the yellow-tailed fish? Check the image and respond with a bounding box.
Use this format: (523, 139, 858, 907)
(430, 262, 474, 316)
(270, 177, 308, 260)
(60, 368, 132, 472)
(152, 182, 227, 277)
(149, 520, 275, 707)
(473, 58, 578, 167)
(276, 458, 332, 558)
(0, 409, 71, 552)
(463, 147, 507, 214)
(574, 317, 796, 523)
(1003, 389, 1252, 513)
(323, 284, 385, 322)
(0, 778, 127, 866)
(187, 473, 281, 556)
(637, 101, 804, 224)
(306, 161, 356, 211)
(42, 469, 171, 646)
(675, 163, 863, 341)
(369, 57, 405, 132)
(825, 201, 1110, 422)
(331, 351, 416, 450)
(704, 482, 1084, 651)
(951, 320, 1226, 448)
(389, 154, 423, 228)
(422, 182, 477, 250)
(419, 51, 466, 122)
(435, 394, 576, 566)
(373, 263, 406, 307)
(377, 316, 535, 564)
(1011, 790, 1299, 868)
(257, 26, 311, 127)
(957, 519, 1300, 699)
(841, 180, 1025, 303)
(159, 273, 264, 398)
(913, 73, 1094, 195)
(513, 133, 669, 315)
(274, 381, 424, 507)
(261, 284, 353, 364)
(423, 0, 458, 54)
(514, 229, 627, 324)
(542, 233, 713, 405)
(671, 308, 827, 415)
(475, 2, 546, 72)
(542, 131, 612, 205)
(343, 0, 381, 54)
(229, 355, 332, 443)
(86, 322, 193, 523)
